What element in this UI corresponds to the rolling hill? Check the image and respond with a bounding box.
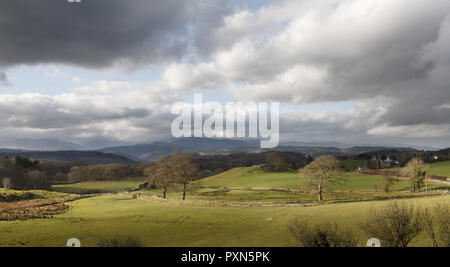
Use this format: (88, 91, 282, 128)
(0, 138, 85, 151)
(101, 138, 258, 161)
(0, 150, 135, 164)
(100, 137, 422, 162)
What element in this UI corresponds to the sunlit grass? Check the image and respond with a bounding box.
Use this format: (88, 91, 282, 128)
(51, 177, 146, 194)
(0, 193, 447, 247)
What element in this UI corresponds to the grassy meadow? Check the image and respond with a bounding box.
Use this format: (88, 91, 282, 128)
(424, 160, 450, 177)
(1, 161, 449, 247)
(193, 165, 446, 192)
(0, 193, 448, 247)
(51, 178, 146, 194)
(391, 160, 450, 177)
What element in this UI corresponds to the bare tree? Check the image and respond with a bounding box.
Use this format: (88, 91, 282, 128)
(423, 201, 450, 247)
(368, 155, 380, 169)
(383, 175, 394, 193)
(24, 170, 47, 190)
(435, 202, 450, 247)
(402, 158, 427, 192)
(288, 219, 358, 247)
(301, 155, 346, 201)
(423, 207, 439, 247)
(144, 158, 174, 199)
(169, 152, 198, 201)
(0, 158, 14, 188)
(362, 202, 423, 247)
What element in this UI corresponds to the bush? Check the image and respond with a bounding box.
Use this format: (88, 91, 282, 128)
(288, 219, 358, 247)
(435, 202, 450, 247)
(97, 235, 143, 247)
(362, 202, 423, 247)
(423, 201, 450, 247)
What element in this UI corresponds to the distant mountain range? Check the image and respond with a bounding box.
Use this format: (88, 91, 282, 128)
(0, 137, 439, 152)
(2, 138, 85, 151)
(0, 149, 135, 164)
(100, 138, 257, 162)
(100, 138, 423, 162)
(279, 141, 438, 151)
(0, 137, 443, 164)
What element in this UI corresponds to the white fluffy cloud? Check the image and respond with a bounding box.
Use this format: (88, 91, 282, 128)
(0, 81, 181, 144)
(162, 63, 221, 91)
(162, 0, 450, 146)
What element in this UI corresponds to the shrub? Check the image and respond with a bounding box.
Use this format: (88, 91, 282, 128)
(288, 219, 358, 247)
(362, 202, 423, 247)
(435, 202, 450, 247)
(402, 158, 427, 192)
(423, 201, 450, 247)
(97, 235, 143, 247)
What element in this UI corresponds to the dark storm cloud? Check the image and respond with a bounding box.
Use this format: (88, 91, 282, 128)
(0, 0, 229, 69)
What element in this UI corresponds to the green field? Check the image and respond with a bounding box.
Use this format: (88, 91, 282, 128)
(427, 161, 450, 177)
(0, 193, 448, 247)
(51, 178, 146, 194)
(2, 162, 450, 247)
(49, 165, 449, 204)
(193, 166, 446, 192)
(391, 160, 450, 177)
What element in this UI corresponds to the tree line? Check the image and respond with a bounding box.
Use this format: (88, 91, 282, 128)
(68, 163, 141, 182)
(0, 156, 143, 189)
(0, 157, 48, 190)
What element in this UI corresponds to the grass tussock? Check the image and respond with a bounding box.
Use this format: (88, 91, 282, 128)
(97, 235, 143, 247)
(0, 199, 68, 221)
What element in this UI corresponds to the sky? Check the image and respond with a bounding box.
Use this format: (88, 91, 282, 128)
(0, 0, 450, 149)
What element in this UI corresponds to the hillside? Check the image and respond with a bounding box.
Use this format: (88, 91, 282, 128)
(101, 137, 423, 162)
(101, 138, 258, 161)
(0, 137, 443, 165)
(193, 166, 424, 191)
(8, 160, 450, 247)
(0, 138, 85, 151)
(193, 151, 307, 176)
(0, 150, 135, 164)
